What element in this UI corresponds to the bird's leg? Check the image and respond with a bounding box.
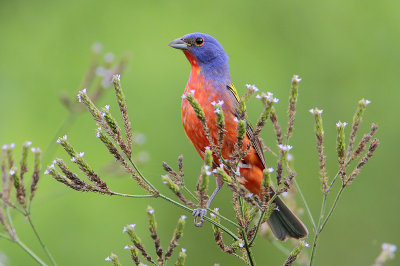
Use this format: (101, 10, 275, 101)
(193, 176, 224, 227)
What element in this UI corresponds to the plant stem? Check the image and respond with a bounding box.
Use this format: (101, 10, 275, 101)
(248, 209, 265, 246)
(27, 216, 57, 266)
(110, 192, 155, 198)
(128, 157, 159, 193)
(320, 186, 345, 231)
(309, 193, 327, 265)
(0, 233, 13, 241)
(158, 193, 240, 241)
(16, 238, 47, 266)
(242, 227, 255, 266)
(293, 179, 316, 232)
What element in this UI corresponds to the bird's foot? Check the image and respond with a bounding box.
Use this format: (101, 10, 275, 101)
(192, 208, 207, 227)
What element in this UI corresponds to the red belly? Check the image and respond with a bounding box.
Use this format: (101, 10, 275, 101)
(181, 82, 264, 195)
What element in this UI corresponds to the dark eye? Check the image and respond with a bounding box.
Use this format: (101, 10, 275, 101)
(195, 37, 204, 46)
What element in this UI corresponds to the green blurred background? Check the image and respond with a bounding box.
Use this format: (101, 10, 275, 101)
(0, 0, 399, 265)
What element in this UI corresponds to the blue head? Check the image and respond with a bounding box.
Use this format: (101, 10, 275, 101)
(169, 33, 230, 80)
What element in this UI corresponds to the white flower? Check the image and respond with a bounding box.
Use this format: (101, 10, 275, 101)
(181, 94, 186, 99)
(336, 121, 348, 128)
(219, 163, 224, 169)
(44, 170, 50, 175)
(2, 144, 7, 150)
(233, 117, 239, 123)
(82, 88, 87, 94)
(77, 93, 82, 102)
(267, 167, 274, 173)
(281, 192, 288, 198)
(190, 89, 195, 94)
(382, 243, 397, 258)
(162, 181, 167, 184)
(206, 171, 212, 176)
(204, 165, 210, 170)
(96, 131, 101, 138)
(256, 94, 261, 99)
(210, 213, 215, 218)
(70, 157, 76, 162)
(217, 100, 224, 106)
(278, 144, 293, 151)
(245, 84, 259, 92)
(10, 143, 15, 148)
(287, 153, 293, 162)
(293, 75, 302, 83)
(211, 101, 216, 106)
(122, 224, 136, 233)
(365, 100, 371, 105)
(148, 209, 154, 214)
(26, 141, 32, 146)
(78, 152, 85, 158)
(49, 164, 55, 169)
(214, 208, 219, 212)
(304, 242, 310, 247)
(62, 135, 68, 141)
(309, 108, 323, 115)
(124, 245, 130, 250)
(115, 74, 121, 81)
(105, 256, 112, 261)
(212, 169, 218, 173)
(238, 241, 244, 248)
(246, 193, 253, 197)
(104, 105, 110, 111)
(52, 159, 58, 165)
(275, 206, 280, 212)
(9, 169, 15, 175)
(101, 112, 106, 117)
(214, 108, 221, 114)
(272, 98, 279, 103)
(205, 146, 210, 150)
(181, 215, 187, 220)
(181, 248, 187, 253)
(31, 147, 37, 152)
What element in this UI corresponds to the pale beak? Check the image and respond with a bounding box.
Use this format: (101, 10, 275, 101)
(168, 38, 188, 50)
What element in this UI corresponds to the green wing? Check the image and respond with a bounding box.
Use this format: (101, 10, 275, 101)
(226, 84, 267, 167)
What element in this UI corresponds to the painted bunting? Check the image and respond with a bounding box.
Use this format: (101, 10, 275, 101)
(169, 32, 308, 240)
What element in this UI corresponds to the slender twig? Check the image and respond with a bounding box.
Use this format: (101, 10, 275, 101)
(27, 216, 57, 266)
(0, 232, 12, 241)
(127, 157, 159, 193)
(16, 239, 47, 266)
(309, 194, 327, 265)
(241, 227, 255, 266)
(110, 192, 154, 198)
(320, 186, 345, 231)
(293, 179, 316, 232)
(182, 186, 241, 229)
(248, 209, 265, 246)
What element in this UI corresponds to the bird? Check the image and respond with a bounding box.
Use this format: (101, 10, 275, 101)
(169, 32, 308, 240)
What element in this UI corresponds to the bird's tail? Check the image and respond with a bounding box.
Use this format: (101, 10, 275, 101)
(267, 196, 308, 241)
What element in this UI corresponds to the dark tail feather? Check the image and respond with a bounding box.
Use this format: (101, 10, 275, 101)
(267, 196, 308, 241)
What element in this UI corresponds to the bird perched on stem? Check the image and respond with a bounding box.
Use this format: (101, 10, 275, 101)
(169, 32, 308, 241)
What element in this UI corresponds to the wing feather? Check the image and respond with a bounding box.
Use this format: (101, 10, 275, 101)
(226, 84, 267, 168)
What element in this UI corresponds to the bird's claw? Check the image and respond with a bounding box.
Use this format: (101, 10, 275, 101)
(192, 208, 207, 227)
